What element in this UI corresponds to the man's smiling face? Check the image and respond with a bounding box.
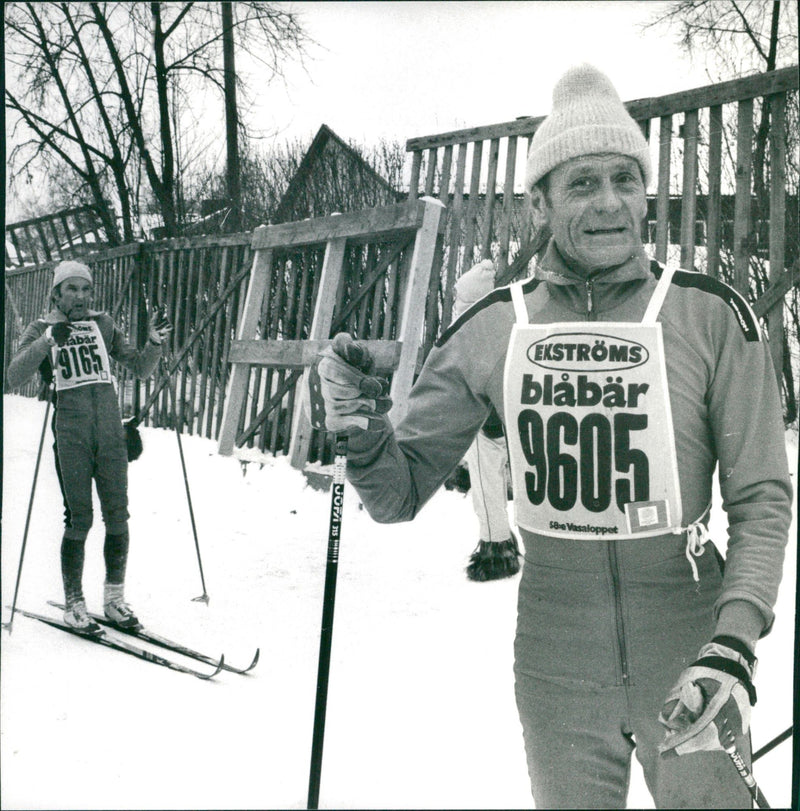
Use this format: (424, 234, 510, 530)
(531, 154, 648, 274)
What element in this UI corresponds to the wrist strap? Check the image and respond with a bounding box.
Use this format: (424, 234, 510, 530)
(712, 634, 756, 668)
(693, 654, 757, 705)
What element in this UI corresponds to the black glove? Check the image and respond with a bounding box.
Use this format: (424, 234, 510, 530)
(47, 322, 74, 346)
(306, 333, 392, 433)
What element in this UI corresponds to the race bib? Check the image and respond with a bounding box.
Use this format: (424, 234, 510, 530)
(52, 320, 113, 392)
(504, 321, 682, 538)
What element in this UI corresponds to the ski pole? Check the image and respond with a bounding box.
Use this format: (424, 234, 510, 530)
(307, 434, 348, 810)
(160, 356, 210, 604)
(753, 725, 792, 762)
(3, 386, 54, 633)
(718, 719, 770, 808)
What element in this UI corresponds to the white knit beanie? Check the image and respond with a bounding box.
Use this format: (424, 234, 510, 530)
(525, 64, 651, 191)
(52, 260, 93, 290)
(452, 259, 496, 319)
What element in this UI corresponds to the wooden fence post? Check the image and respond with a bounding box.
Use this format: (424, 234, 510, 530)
(217, 240, 274, 455)
(389, 197, 445, 426)
(287, 237, 347, 468)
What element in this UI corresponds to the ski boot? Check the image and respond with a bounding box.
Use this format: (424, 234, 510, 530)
(103, 584, 141, 630)
(63, 599, 101, 634)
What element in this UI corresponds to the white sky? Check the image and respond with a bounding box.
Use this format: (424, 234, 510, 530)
(246, 0, 718, 147)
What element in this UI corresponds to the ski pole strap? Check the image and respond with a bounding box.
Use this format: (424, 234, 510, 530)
(693, 655, 757, 705)
(711, 635, 757, 669)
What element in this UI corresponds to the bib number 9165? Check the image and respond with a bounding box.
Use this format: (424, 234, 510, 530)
(518, 410, 649, 512)
(58, 344, 104, 380)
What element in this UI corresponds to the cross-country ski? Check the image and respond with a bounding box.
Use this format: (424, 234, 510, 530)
(14, 607, 224, 680)
(47, 601, 260, 674)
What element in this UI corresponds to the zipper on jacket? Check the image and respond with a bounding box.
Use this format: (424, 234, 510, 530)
(586, 279, 594, 316)
(607, 541, 630, 686)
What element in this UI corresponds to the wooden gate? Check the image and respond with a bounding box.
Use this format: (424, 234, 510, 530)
(218, 198, 445, 469)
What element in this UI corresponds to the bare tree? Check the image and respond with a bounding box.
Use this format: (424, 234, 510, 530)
(5, 2, 312, 238)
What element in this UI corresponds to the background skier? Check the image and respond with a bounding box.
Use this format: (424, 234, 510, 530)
(7, 260, 172, 633)
(309, 65, 792, 808)
(450, 259, 521, 582)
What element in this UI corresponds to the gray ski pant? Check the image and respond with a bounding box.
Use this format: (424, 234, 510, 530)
(514, 531, 753, 809)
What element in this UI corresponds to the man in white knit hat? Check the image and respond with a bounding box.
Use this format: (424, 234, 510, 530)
(309, 65, 790, 808)
(8, 260, 172, 633)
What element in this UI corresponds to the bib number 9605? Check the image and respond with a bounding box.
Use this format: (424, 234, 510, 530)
(518, 410, 649, 512)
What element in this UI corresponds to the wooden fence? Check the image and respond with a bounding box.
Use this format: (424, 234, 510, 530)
(4, 201, 445, 465)
(405, 66, 799, 385)
(218, 198, 444, 467)
(6, 68, 799, 441)
(5, 204, 114, 268)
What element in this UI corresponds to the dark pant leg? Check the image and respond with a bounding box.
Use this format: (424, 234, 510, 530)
(52, 414, 95, 539)
(93, 399, 129, 536)
(103, 531, 130, 585)
(60, 535, 86, 604)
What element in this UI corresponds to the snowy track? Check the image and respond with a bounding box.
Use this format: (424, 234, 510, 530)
(2, 394, 795, 809)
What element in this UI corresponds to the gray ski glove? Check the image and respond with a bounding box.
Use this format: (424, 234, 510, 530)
(307, 333, 392, 433)
(658, 635, 756, 757)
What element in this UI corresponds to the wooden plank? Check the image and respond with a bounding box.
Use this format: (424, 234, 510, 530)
(205, 246, 230, 437)
(389, 198, 446, 426)
(408, 150, 422, 201)
(680, 109, 699, 269)
(463, 140, 484, 268)
(186, 247, 205, 434)
(406, 66, 798, 151)
(228, 339, 402, 371)
(479, 138, 500, 260)
(424, 147, 438, 196)
(288, 237, 348, 467)
(250, 200, 433, 250)
(733, 98, 754, 294)
(706, 105, 723, 279)
(442, 143, 469, 327)
(23, 226, 40, 265)
(766, 92, 787, 382)
(752, 262, 799, 318)
(498, 136, 518, 276)
(438, 145, 453, 204)
(655, 116, 672, 264)
(216, 247, 274, 455)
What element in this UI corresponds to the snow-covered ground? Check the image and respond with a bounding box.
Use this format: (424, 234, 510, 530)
(1, 393, 796, 810)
